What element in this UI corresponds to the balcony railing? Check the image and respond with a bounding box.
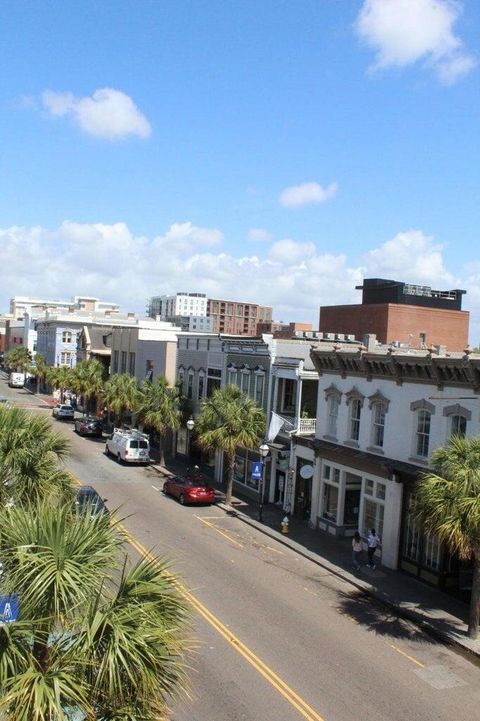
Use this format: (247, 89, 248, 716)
(298, 418, 317, 435)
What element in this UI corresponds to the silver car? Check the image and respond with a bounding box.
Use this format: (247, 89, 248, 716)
(52, 404, 75, 421)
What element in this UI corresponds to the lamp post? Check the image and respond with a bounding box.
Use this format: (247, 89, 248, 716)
(186, 417, 195, 470)
(258, 442, 269, 522)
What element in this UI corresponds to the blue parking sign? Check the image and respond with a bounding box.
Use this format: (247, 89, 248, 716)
(251, 461, 263, 480)
(0, 595, 19, 625)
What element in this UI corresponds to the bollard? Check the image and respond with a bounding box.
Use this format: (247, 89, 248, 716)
(281, 515, 289, 534)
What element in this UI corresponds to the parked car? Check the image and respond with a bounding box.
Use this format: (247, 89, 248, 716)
(105, 428, 150, 464)
(52, 404, 75, 421)
(74, 485, 109, 518)
(74, 416, 103, 437)
(8, 372, 25, 388)
(163, 475, 216, 505)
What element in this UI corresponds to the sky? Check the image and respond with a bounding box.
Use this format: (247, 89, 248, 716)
(1, 0, 479, 342)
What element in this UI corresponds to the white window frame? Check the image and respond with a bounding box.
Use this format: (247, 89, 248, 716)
(410, 399, 435, 460)
(254, 369, 265, 406)
(62, 330, 72, 343)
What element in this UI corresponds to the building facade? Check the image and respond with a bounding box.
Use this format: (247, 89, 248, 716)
(319, 278, 469, 351)
(110, 320, 180, 385)
(207, 298, 272, 335)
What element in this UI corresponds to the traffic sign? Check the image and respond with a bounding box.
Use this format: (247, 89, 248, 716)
(0, 595, 19, 625)
(251, 461, 263, 480)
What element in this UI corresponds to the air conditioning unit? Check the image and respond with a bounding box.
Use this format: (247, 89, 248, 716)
(324, 333, 334, 340)
(346, 334, 355, 341)
(335, 333, 345, 341)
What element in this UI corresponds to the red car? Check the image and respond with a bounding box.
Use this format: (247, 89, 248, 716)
(162, 475, 216, 505)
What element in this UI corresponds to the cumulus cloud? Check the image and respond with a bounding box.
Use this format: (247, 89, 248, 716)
(41, 87, 151, 140)
(363, 229, 454, 284)
(279, 181, 338, 208)
(247, 228, 272, 242)
(1, 221, 479, 343)
(355, 0, 476, 84)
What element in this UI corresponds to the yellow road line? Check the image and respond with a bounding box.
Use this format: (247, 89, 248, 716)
(195, 515, 244, 548)
(388, 643, 425, 668)
(121, 524, 326, 721)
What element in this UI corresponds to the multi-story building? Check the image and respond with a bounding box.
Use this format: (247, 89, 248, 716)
(36, 310, 142, 368)
(109, 319, 180, 386)
(207, 298, 272, 335)
(306, 336, 480, 591)
(148, 292, 273, 337)
(319, 278, 469, 351)
(9, 295, 119, 320)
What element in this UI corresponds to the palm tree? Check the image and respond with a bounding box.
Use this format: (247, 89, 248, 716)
(102, 373, 141, 426)
(195, 385, 266, 505)
(72, 358, 105, 413)
(30, 353, 48, 394)
(0, 404, 73, 506)
(414, 435, 480, 639)
(137, 376, 182, 466)
(0, 500, 190, 720)
(5, 347, 32, 373)
(47, 365, 75, 404)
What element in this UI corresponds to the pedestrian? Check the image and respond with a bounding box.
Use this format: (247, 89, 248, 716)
(352, 531, 362, 571)
(367, 528, 380, 569)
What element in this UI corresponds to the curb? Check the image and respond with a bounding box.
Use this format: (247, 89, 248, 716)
(151, 463, 479, 663)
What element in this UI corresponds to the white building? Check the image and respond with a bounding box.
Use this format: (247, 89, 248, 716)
(110, 319, 180, 385)
(148, 293, 208, 321)
(308, 337, 480, 588)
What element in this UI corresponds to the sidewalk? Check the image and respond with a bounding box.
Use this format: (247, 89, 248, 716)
(152, 453, 480, 662)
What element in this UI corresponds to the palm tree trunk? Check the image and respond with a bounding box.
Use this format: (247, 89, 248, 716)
(225, 453, 235, 505)
(468, 550, 480, 639)
(159, 434, 166, 466)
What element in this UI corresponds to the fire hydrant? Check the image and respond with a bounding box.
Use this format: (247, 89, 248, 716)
(281, 516, 289, 534)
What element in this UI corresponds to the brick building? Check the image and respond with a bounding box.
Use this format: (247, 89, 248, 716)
(207, 298, 272, 335)
(319, 278, 469, 352)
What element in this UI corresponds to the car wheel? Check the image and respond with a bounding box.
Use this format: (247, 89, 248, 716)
(104, 444, 110, 456)
(179, 493, 185, 505)
(117, 453, 123, 464)
(162, 482, 168, 495)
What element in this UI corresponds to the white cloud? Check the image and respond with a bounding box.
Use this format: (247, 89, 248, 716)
(363, 229, 454, 284)
(41, 87, 151, 140)
(1, 221, 479, 344)
(279, 181, 338, 208)
(247, 228, 272, 242)
(355, 0, 476, 84)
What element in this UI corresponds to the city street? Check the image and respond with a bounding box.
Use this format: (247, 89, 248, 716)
(3, 378, 480, 721)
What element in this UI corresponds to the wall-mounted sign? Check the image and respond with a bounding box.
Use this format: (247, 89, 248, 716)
(299, 464, 314, 479)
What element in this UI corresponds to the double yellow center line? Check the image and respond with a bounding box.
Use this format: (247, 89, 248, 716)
(122, 523, 326, 721)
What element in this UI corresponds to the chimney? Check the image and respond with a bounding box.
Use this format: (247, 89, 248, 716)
(363, 333, 377, 352)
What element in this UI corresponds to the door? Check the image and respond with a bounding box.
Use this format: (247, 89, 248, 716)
(274, 472, 285, 505)
(343, 489, 361, 526)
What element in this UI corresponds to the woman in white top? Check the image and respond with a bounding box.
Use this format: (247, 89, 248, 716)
(352, 531, 362, 571)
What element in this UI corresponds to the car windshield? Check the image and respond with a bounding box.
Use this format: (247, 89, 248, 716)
(186, 479, 208, 487)
(61, 405, 73, 410)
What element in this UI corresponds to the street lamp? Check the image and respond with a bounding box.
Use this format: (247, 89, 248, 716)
(186, 417, 195, 469)
(258, 441, 269, 522)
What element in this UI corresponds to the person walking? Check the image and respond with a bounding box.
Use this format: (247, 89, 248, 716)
(352, 531, 363, 571)
(367, 528, 380, 569)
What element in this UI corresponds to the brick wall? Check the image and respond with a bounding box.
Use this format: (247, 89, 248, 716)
(319, 303, 469, 351)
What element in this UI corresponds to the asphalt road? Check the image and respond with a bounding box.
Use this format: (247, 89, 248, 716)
(3, 377, 480, 721)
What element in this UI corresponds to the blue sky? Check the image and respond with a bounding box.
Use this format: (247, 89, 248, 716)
(1, 1, 479, 341)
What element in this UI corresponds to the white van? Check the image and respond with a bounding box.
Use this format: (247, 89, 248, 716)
(9, 372, 25, 388)
(105, 428, 151, 464)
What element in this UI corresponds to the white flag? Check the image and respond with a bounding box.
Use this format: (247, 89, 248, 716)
(267, 411, 285, 442)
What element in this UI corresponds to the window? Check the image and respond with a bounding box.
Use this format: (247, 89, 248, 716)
(376, 482, 386, 500)
(282, 379, 295, 413)
(254, 373, 264, 406)
(62, 330, 72, 343)
(120, 351, 127, 374)
(327, 395, 339, 436)
(349, 399, 362, 442)
(113, 350, 119, 373)
(198, 373, 205, 399)
(450, 414, 467, 437)
(365, 479, 374, 496)
(207, 368, 221, 397)
(371, 403, 386, 447)
(187, 372, 194, 399)
(322, 484, 338, 522)
(415, 409, 431, 457)
(363, 499, 384, 539)
(129, 352, 135, 375)
(60, 351, 72, 366)
(241, 370, 250, 395)
(227, 367, 237, 386)
(323, 464, 331, 480)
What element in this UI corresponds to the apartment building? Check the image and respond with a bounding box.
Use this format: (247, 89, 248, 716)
(207, 298, 272, 335)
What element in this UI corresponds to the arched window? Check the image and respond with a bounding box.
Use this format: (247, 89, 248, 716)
(410, 399, 435, 458)
(368, 391, 390, 449)
(443, 403, 471, 439)
(324, 384, 342, 438)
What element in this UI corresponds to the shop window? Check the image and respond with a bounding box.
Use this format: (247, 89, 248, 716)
(322, 484, 338, 522)
(415, 409, 431, 457)
(362, 499, 384, 538)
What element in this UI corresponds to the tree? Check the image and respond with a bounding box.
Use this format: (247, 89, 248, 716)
(194, 385, 266, 505)
(5, 347, 32, 373)
(102, 373, 141, 426)
(72, 358, 105, 413)
(30, 353, 48, 395)
(0, 500, 190, 720)
(137, 377, 182, 466)
(0, 404, 73, 507)
(414, 435, 480, 639)
(47, 365, 75, 403)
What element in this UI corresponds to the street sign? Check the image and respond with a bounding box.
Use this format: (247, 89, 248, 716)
(251, 461, 263, 480)
(0, 594, 19, 625)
